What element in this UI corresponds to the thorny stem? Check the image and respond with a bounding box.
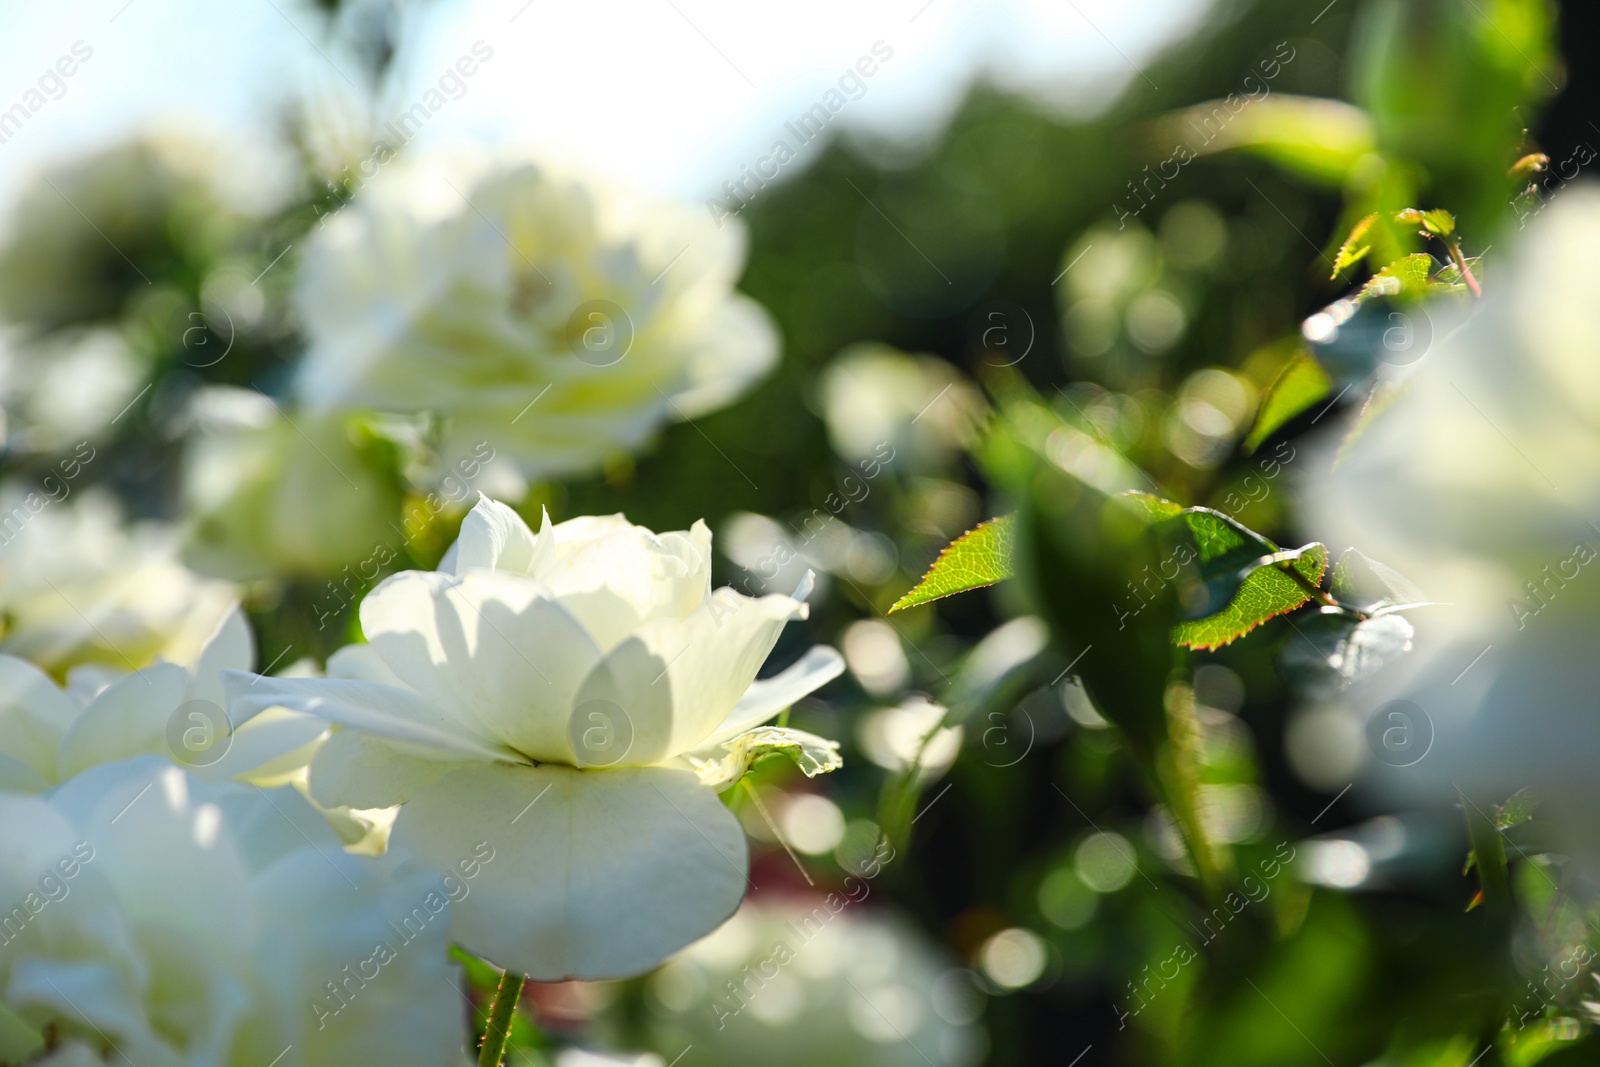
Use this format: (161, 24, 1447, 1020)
(477, 969, 526, 1067)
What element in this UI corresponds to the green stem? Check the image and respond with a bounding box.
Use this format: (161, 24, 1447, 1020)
(477, 969, 525, 1067)
(1461, 791, 1509, 913)
(1444, 237, 1483, 299)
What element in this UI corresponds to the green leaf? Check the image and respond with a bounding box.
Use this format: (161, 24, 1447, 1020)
(1244, 351, 1332, 452)
(1360, 252, 1437, 301)
(692, 726, 843, 791)
(1495, 789, 1539, 829)
(1163, 95, 1377, 187)
(1120, 490, 1185, 523)
(1331, 212, 1380, 277)
(1173, 540, 1328, 650)
(1421, 209, 1455, 236)
(1393, 207, 1456, 238)
(1127, 495, 1331, 650)
(890, 515, 1015, 612)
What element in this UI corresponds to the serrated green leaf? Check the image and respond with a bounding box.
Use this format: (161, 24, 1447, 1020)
(1244, 351, 1331, 452)
(1360, 252, 1437, 301)
(1173, 541, 1328, 650)
(1125, 498, 1331, 649)
(1421, 209, 1455, 236)
(890, 515, 1015, 612)
(1331, 212, 1380, 277)
(1392, 208, 1425, 227)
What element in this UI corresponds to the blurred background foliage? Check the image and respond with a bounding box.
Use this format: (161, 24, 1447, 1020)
(1, 0, 1596, 1063)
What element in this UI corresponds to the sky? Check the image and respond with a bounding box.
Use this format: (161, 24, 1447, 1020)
(0, 0, 1212, 213)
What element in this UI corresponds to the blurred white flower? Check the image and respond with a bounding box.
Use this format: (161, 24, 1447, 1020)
(0, 486, 235, 676)
(294, 158, 778, 481)
(182, 387, 403, 580)
(857, 696, 963, 779)
(0, 757, 467, 1066)
(818, 344, 984, 474)
(643, 899, 985, 1067)
(0, 329, 143, 454)
(227, 498, 844, 980)
(1307, 185, 1600, 854)
(0, 605, 326, 794)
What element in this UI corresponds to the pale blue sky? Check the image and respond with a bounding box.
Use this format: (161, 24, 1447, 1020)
(0, 0, 1210, 211)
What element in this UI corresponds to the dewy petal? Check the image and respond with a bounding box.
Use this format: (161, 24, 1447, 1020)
(56, 663, 190, 780)
(0, 655, 82, 784)
(222, 670, 516, 763)
(360, 570, 602, 762)
(699, 644, 846, 750)
(690, 725, 844, 792)
(450, 496, 541, 575)
(389, 762, 747, 981)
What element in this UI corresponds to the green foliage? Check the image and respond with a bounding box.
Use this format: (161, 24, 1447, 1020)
(1244, 351, 1331, 452)
(889, 516, 1016, 612)
(1165, 94, 1377, 187)
(1332, 212, 1381, 277)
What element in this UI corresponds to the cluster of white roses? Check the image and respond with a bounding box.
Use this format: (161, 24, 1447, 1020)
(181, 154, 778, 579)
(0, 497, 844, 1064)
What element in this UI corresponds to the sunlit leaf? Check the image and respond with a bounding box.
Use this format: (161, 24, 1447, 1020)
(1496, 789, 1539, 829)
(1173, 541, 1328, 650)
(889, 515, 1015, 612)
(1360, 252, 1438, 301)
(1331, 212, 1380, 277)
(1245, 351, 1332, 452)
(1421, 209, 1455, 236)
(1164, 95, 1377, 187)
(1127, 494, 1331, 650)
(692, 726, 843, 792)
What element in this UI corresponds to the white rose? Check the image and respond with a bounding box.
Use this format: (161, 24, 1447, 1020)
(294, 158, 778, 481)
(641, 899, 986, 1067)
(0, 604, 326, 794)
(1305, 186, 1600, 852)
(182, 388, 404, 581)
(0, 487, 235, 676)
(226, 498, 845, 980)
(0, 757, 468, 1067)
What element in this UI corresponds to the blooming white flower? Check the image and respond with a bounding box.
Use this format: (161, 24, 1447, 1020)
(294, 158, 778, 482)
(819, 344, 985, 474)
(226, 498, 845, 980)
(0, 604, 326, 794)
(0, 757, 468, 1066)
(182, 387, 404, 580)
(641, 899, 986, 1067)
(1305, 186, 1600, 854)
(0, 487, 235, 676)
